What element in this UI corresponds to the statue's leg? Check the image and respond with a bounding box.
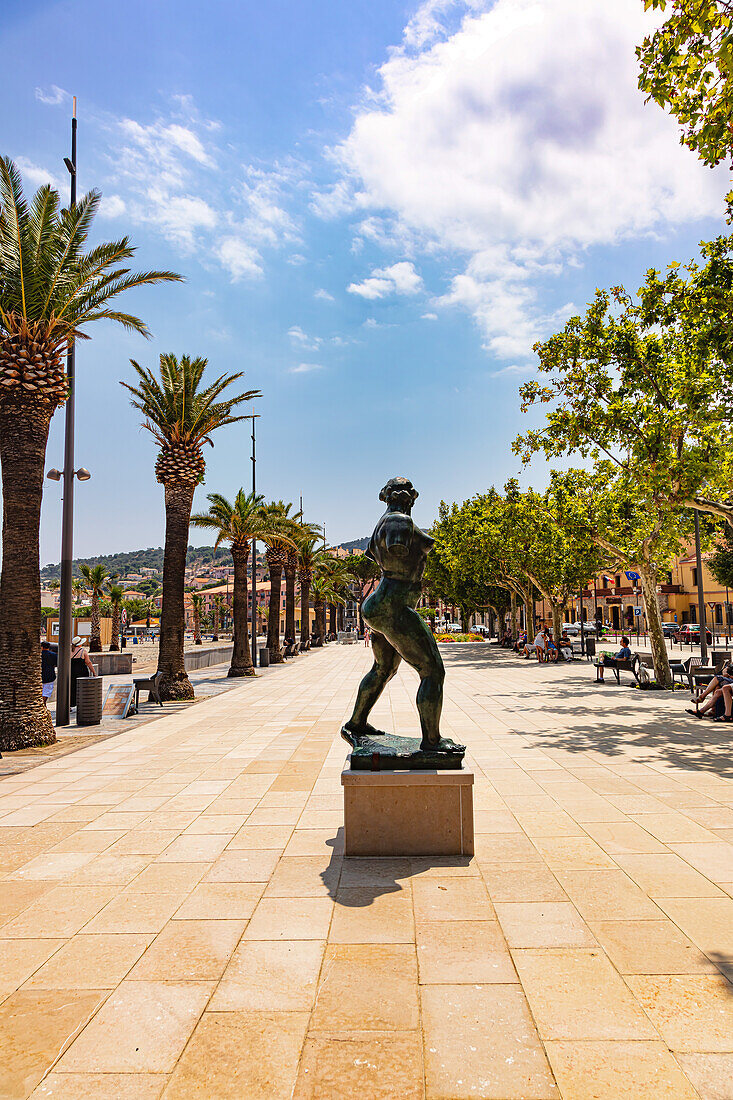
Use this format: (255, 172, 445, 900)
(389, 608, 445, 749)
(344, 631, 401, 736)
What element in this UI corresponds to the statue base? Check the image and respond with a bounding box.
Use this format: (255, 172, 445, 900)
(341, 760, 474, 856)
(340, 728, 465, 771)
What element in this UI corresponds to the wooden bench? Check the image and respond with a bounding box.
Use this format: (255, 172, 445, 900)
(283, 640, 300, 658)
(133, 670, 164, 712)
(592, 654, 640, 685)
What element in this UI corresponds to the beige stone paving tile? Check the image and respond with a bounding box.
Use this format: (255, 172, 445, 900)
(412, 877, 494, 923)
(669, 841, 733, 883)
(46, 806, 105, 824)
(544, 1040, 699, 1099)
(172, 881, 264, 920)
(210, 938, 325, 1011)
(582, 820, 668, 855)
(655, 897, 733, 979)
(282, 828, 344, 857)
(590, 918, 721, 976)
(9, 851, 96, 880)
(66, 854, 152, 886)
(49, 829, 126, 854)
(339, 857, 413, 886)
(559, 799, 629, 823)
(628, 974, 733, 1052)
(297, 809, 343, 829)
(0, 938, 65, 996)
(555, 869, 664, 921)
(416, 920, 517, 984)
(203, 848, 281, 882)
(677, 1053, 733, 1100)
(684, 806, 733, 830)
(421, 983, 558, 1100)
(615, 852, 724, 898)
(512, 949, 658, 1041)
(137, 811, 201, 831)
(495, 902, 597, 949)
(129, 919, 245, 981)
(227, 824, 294, 849)
(473, 807, 522, 833)
(131, 861, 208, 894)
(0, 989, 107, 1099)
(630, 812, 722, 845)
(160, 1009, 309, 1100)
(329, 886, 414, 943)
(292, 1031, 424, 1100)
(2, 886, 117, 938)
(311, 943, 418, 1032)
(513, 811, 586, 837)
(245, 805, 302, 827)
(83, 891, 183, 935)
(30, 1072, 167, 1099)
(258, 790, 309, 809)
(155, 833, 230, 863)
(606, 794, 671, 814)
(79, 811, 150, 831)
(244, 896, 334, 940)
(0, 881, 50, 928)
(502, 794, 561, 812)
(57, 980, 213, 1073)
(482, 863, 568, 903)
(26, 933, 151, 990)
(264, 854, 341, 898)
(107, 830, 178, 856)
(409, 855, 479, 878)
(185, 814, 242, 834)
(531, 836, 619, 870)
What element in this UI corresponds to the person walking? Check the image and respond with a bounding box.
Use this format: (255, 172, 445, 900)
(364, 627, 371, 647)
(70, 636, 96, 708)
(40, 641, 57, 707)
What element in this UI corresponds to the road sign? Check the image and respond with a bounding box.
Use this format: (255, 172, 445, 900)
(625, 570, 641, 582)
(634, 607, 642, 616)
(707, 602, 717, 609)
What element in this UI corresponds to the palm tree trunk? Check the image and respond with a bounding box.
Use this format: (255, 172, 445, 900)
(284, 565, 296, 644)
(313, 599, 324, 646)
(267, 561, 284, 663)
(329, 603, 337, 637)
(89, 591, 102, 652)
(0, 400, 56, 750)
(193, 606, 202, 644)
(299, 578, 311, 647)
(157, 482, 195, 700)
(229, 546, 254, 676)
(212, 604, 219, 642)
(110, 604, 120, 651)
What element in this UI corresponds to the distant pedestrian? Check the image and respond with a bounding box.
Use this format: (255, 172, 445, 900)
(364, 628, 370, 647)
(41, 641, 57, 707)
(70, 636, 96, 707)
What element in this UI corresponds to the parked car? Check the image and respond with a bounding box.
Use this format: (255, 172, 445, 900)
(674, 624, 713, 645)
(661, 622, 678, 639)
(471, 624, 491, 638)
(564, 622, 598, 636)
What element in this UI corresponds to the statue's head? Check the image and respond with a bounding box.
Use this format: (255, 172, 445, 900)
(379, 476, 418, 509)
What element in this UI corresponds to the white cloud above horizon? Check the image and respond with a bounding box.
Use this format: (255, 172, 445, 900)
(321, 0, 729, 357)
(348, 260, 423, 299)
(289, 362, 324, 373)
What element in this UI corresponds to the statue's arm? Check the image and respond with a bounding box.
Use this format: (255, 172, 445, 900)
(384, 515, 413, 558)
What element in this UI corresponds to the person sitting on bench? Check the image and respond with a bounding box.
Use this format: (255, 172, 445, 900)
(596, 637, 631, 682)
(687, 661, 733, 721)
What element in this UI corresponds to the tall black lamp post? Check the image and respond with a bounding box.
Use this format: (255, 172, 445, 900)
(694, 508, 709, 664)
(243, 412, 260, 664)
(55, 98, 78, 727)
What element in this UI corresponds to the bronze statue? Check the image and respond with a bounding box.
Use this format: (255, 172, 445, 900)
(342, 477, 464, 767)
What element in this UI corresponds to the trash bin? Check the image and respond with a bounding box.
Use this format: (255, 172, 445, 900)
(76, 676, 103, 726)
(259, 647, 270, 667)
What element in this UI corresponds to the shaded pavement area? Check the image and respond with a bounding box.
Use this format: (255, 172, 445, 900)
(0, 642, 732, 1098)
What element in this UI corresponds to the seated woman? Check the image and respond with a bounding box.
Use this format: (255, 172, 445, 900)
(688, 662, 733, 721)
(514, 631, 527, 654)
(596, 636, 632, 682)
(545, 633, 558, 662)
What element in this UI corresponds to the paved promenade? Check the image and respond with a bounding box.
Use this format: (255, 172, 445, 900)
(1, 644, 732, 1099)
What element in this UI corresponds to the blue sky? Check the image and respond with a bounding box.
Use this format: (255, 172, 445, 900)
(2, 0, 729, 564)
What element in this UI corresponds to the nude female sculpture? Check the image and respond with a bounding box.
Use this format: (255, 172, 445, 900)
(343, 477, 461, 755)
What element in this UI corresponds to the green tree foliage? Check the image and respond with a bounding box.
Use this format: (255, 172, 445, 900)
(638, 1, 733, 171)
(708, 526, 733, 587)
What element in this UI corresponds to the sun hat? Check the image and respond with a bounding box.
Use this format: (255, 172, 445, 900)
(72, 635, 83, 645)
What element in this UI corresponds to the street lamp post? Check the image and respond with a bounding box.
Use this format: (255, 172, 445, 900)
(55, 98, 79, 727)
(694, 508, 709, 665)
(243, 413, 260, 665)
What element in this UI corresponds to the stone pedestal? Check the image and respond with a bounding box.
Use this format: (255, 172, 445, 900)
(341, 762, 474, 857)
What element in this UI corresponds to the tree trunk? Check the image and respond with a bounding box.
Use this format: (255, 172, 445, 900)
(460, 607, 470, 632)
(212, 604, 219, 642)
(157, 481, 195, 700)
(329, 602, 337, 637)
(193, 606, 202, 644)
(524, 596, 534, 637)
(0, 399, 56, 750)
(229, 545, 254, 677)
(510, 591, 518, 640)
(551, 603, 563, 646)
(638, 560, 672, 688)
(284, 565, 296, 644)
(300, 578, 311, 647)
(313, 599, 324, 645)
(110, 604, 120, 651)
(267, 560, 284, 663)
(89, 591, 102, 652)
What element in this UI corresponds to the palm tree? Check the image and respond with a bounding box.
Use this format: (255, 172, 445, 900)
(191, 593, 203, 644)
(191, 490, 288, 677)
(296, 532, 325, 648)
(262, 501, 300, 664)
(71, 578, 86, 609)
(284, 520, 320, 648)
(0, 158, 181, 751)
(311, 569, 344, 647)
(122, 355, 258, 699)
(211, 595, 224, 642)
(108, 585, 124, 651)
(79, 564, 108, 652)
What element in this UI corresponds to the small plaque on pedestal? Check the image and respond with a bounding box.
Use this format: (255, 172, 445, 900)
(341, 760, 474, 857)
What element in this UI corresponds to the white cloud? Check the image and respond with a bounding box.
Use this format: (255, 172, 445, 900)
(324, 0, 728, 356)
(421, 312, 438, 320)
(216, 236, 263, 280)
(35, 85, 68, 106)
(14, 157, 63, 192)
(348, 261, 423, 299)
(288, 326, 322, 350)
(315, 288, 335, 301)
(290, 362, 324, 374)
(99, 194, 126, 218)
